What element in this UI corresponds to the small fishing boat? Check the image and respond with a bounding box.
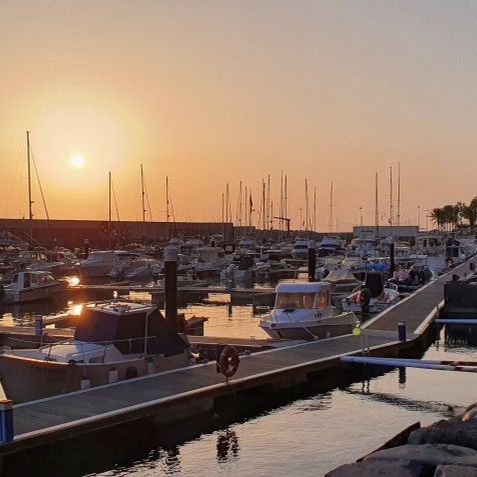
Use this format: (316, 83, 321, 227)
(259, 282, 356, 340)
(0, 301, 190, 403)
(341, 271, 399, 313)
(0, 271, 66, 304)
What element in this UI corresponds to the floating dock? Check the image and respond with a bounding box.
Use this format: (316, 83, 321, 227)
(0, 259, 472, 473)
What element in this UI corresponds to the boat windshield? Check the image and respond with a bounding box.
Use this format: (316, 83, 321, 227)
(276, 293, 316, 309)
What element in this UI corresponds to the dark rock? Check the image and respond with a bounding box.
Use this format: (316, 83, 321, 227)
(325, 460, 425, 476)
(409, 418, 477, 450)
(364, 444, 477, 474)
(434, 465, 477, 476)
(463, 404, 477, 423)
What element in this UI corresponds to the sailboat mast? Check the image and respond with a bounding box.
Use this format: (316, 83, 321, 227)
(389, 166, 393, 226)
(329, 181, 333, 233)
(140, 164, 146, 239)
(375, 172, 379, 238)
(397, 162, 401, 226)
(165, 176, 170, 223)
(140, 165, 146, 224)
(313, 186, 317, 232)
(249, 188, 252, 228)
(304, 179, 309, 232)
(262, 179, 266, 231)
(221, 192, 225, 236)
(26, 131, 33, 239)
(280, 171, 283, 231)
(266, 174, 271, 231)
(108, 171, 112, 247)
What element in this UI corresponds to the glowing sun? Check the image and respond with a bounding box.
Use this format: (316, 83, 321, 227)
(71, 153, 85, 169)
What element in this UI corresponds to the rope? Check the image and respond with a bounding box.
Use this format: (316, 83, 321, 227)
(30, 147, 51, 222)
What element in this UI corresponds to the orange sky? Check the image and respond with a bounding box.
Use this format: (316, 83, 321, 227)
(2, 1, 477, 231)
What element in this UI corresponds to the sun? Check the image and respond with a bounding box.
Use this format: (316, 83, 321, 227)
(71, 153, 85, 169)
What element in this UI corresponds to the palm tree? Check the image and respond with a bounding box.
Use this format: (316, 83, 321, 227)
(461, 197, 477, 231)
(430, 208, 445, 230)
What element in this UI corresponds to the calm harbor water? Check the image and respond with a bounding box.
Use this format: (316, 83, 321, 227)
(0, 295, 475, 476)
(87, 330, 475, 477)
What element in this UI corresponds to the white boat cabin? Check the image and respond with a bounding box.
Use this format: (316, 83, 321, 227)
(6, 271, 59, 290)
(274, 282, 331, 311)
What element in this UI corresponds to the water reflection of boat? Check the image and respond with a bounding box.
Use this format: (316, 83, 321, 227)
(259, 282, 356, 340)
(0, 301, 190, 403)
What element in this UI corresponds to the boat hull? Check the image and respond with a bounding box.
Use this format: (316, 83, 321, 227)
(0, 351, 189, 403)
(260, 314, 356, 341)
(2, 283, 65, 304)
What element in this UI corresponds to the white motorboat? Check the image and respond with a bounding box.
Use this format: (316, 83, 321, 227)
(291, 240, 314, 260)
(259, 282, 356, 340)
(76, 250, 137, 278)
(341, 272, 399, 313)
(190, 246, 227, 277)
(0, 301, 190, 403)
(0, 271, 66, 304)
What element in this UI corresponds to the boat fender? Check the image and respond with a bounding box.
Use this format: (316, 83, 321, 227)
(146, 359, 155, 375)
(80, 378, 91, 390)
(108, 368, 119, 383)
(125, 367, 138, 379)
(217, 346, 240, 379)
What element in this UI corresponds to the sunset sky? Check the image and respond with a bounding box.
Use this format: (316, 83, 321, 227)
(1, 0, 477, 231)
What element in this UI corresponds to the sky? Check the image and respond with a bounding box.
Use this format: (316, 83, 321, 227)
(1, 0, 477, 231)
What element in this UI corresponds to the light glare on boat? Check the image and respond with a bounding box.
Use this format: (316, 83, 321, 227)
(66, 276, 80, 287)
(71, 304, 83, 316)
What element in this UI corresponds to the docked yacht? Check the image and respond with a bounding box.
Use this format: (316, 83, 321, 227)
(342, 272, 399, 313)
(291, 240, 314, 260)
(259, 282, 356, 340)
(0, 271, 66, 304)
(0, 301, 190, 402)
(76, 250, 137, 278)
(318, 236, 345, 257)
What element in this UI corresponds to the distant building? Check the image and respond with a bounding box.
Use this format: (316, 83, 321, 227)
(353, 225, 419, 243)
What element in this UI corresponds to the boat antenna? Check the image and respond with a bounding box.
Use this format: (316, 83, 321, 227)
(329, 180, 333, 233)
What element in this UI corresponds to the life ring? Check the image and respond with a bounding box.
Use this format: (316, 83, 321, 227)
(217, 346, 240, 379)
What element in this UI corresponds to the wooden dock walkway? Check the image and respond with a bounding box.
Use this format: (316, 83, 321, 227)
(12, 331, 397, 438)
(363, 260, 471, 334)
(0, 259, 471, 466)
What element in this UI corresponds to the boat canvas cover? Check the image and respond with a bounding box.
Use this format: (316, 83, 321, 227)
(74, 309, 188, 356)
(276, 282, 329, 293)
(323, 269, 360, 285)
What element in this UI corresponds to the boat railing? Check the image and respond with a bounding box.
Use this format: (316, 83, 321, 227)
(4, 334, 162, 364)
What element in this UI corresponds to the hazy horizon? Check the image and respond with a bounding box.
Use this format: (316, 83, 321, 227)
(2, 0, 477, 231)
